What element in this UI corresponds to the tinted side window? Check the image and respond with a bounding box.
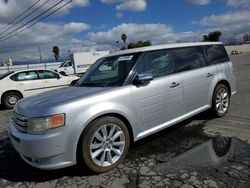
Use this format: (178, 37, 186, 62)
(203, 45, 229, 65)
(173, 47, 206, 73)
(138, 50, 174, 78)
(11, 71, 39, 81)
(64, 62, 72, 67)
(38, 70, 59, 79)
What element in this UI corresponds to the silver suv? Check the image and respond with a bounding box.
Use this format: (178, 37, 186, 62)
(9, 42, 236, 173)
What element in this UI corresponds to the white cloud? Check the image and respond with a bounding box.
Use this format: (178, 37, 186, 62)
(0, 21, 90, 62)
(193, 8, 250, 41)
(186, 0, 210, 5)
(100, 0, 147, 12)
(226, 0, 250, 9)
(116, 13, 123, 18)
(87, 23, 174, 45)
(63, 22, 90, 34)
(195, 11, 250, 26)
(0, 0, 90, 24)
(86, 23, 202, 53)
(0, 22, 201, 62)
(117, 0, 147, 11)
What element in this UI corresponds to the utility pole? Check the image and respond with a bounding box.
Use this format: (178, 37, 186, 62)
(38, 46, 43, 63)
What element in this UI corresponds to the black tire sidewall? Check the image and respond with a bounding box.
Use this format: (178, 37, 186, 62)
(2, 92, 21, 109)
(212, 84, 230, 117)
(80, 116, 130, 173)
(212, 137, 232, 157)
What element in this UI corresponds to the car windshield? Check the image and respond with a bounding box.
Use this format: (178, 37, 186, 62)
(0, 71, 14, 80)
(59, 62, 65, 68)
(77, 53, 141, 87)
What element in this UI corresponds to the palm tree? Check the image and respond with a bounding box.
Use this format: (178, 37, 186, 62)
(52, 46, 60, 61)
(121, 34, 127, 49)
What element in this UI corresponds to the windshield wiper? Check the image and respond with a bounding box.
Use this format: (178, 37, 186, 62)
(80, 82, 104, 87)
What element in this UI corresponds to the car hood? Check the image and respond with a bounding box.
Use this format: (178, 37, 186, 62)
(15, 86, 110, 116)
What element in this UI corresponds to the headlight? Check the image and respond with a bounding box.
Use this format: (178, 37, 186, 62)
(27, 114, 65, 134)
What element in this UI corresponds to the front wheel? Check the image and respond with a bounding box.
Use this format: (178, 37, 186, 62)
(80, 116, 130, 173)
(212, 84, 230, 117)
(2, 92, 22, 109)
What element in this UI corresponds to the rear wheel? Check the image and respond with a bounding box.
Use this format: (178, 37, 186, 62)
(80, 116, 130, 173)
(212, 84, 230, 117)
(213, 137, 231, 157)
(2, 91, 22, 109)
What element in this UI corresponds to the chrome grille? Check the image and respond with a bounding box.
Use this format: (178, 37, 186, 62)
(12, 111, 28, 133)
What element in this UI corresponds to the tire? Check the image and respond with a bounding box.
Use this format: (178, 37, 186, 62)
(2, 91, 22, 109)
(212, 137, 231, 157)
(59, 72, 67, 76)
(211, 84, 230, 117)
(79, 116, 130, 173)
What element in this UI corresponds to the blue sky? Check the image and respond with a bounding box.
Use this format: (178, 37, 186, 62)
(0, 0, 249, 62)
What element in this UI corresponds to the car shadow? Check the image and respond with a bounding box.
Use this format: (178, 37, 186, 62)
(0, 105, 6, 111)
(0, 110, 215, 183)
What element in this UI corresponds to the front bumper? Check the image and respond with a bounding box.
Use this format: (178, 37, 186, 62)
(8, 119, 75, 170)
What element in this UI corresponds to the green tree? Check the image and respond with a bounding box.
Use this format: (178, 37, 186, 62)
(127, 40, 152, 49)
(203, 31, 222, 42)
(52, 46, 60, 61)
(121, 34, 127, 49)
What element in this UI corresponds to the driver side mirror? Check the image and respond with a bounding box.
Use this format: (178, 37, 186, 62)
(133, 73, 154, 85)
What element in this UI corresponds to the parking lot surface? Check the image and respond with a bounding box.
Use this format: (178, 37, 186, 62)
(0, 53, 250, 188)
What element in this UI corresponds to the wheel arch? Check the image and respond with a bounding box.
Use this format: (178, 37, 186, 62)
(59, 71, 67, 76)
(75, 112, 134, 163)
(215, 80, 231, 95)
(1, 90, 23, 102)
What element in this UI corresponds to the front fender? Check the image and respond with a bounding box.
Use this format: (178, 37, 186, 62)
(69, 101, 138, 163)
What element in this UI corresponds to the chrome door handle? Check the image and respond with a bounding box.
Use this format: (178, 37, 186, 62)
(206, 73, 213, 78)
(170, 82, 180, 88)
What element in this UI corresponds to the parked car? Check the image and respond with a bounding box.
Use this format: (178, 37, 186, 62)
(9, 42, 236, 173)
(0, 69, 79, 108)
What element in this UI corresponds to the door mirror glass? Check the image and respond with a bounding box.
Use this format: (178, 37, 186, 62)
(134, 73, 153, 84)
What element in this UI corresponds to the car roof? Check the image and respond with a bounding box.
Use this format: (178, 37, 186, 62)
(105, 42, 222, 57)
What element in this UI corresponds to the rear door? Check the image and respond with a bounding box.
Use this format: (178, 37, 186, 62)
(172, 46, 217, 113)
(37, 70, 69, 92)
(131, 50, 185, 135)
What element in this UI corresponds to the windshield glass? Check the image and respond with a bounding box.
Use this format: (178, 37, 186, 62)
(0, 71, 14, 80)
(77, 53, 141, 87)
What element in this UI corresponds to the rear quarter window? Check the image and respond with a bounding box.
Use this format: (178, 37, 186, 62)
(203, 45, 229, 65)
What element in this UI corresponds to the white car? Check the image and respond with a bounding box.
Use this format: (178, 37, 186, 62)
(0, 69, 79, 109)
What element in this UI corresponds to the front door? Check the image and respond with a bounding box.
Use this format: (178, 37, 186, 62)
(131, 50, 184, 137)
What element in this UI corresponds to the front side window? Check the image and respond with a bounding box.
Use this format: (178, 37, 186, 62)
(64, 61, 72, 67)
(77, 53, 140, 87)
(11, 71, 39, 81)
(173, 47, 206, 73)
(138, 50, 174, 78)
(38, 70, 59, 79)
(203, 45, 229, 65)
